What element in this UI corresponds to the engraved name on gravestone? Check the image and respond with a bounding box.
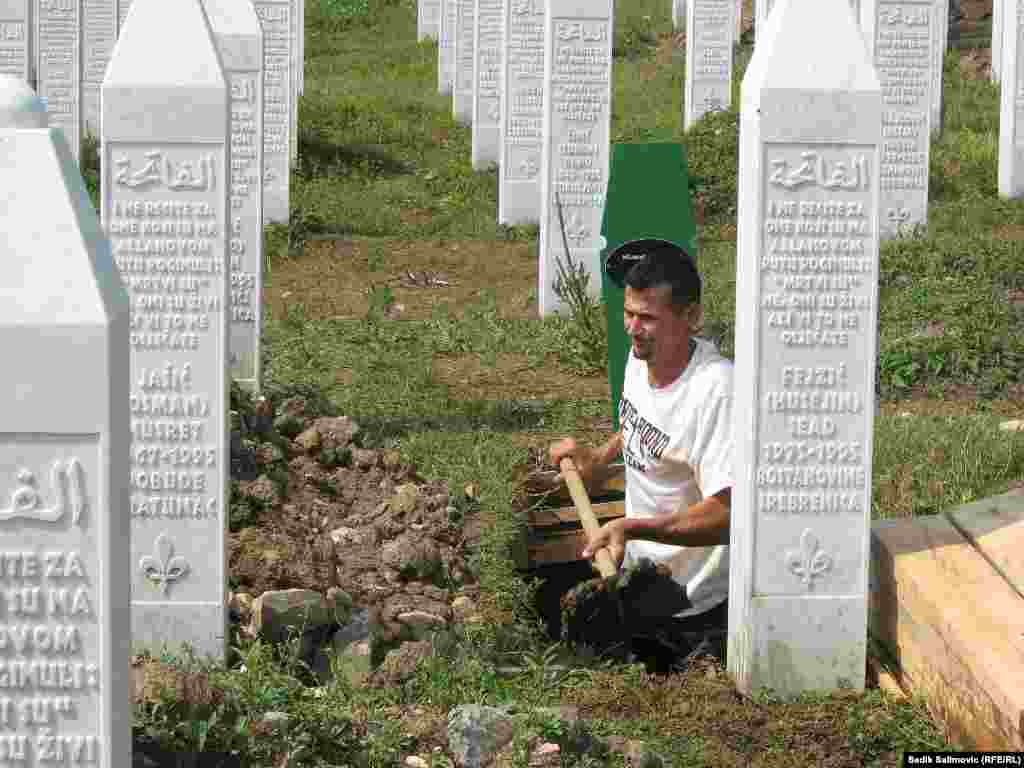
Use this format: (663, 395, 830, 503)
(253, 0, 290, 224)
(102, 0, 229, 661)
(1, 75, 131, 768)
(498, 0, 544, 225)
(418, 0, 440, 40)
(861, 0, 932, 238)
(82, 0, 118, 138)
(537, 0, 613, 315)
(998, 0, 1024, 196)
(930, 0, 947, 135)
(35, 0, 80, 164)
(684, 0, 734, 129)
(439, 0, 456, 95)
(729, 0, 880, 695)
(0, 1, 29, 81)
(117, 0, 130, 31)
(289, 0, 297, 162)
(203, 0, 264, 393)
(471, 0, 502, 168)
(453, 0, 474, 123)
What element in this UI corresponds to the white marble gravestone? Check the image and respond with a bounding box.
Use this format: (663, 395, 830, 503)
(253, 0, 291, 224)
(498, 0, 544, 224)
(757, 0, 862, 40)
(298, 0, 303, 95)
(82, 0, 122, 139)
(418, 0, 440, 40)
(0, 0, 30, 82)
(729, 0, 881, 695)
(673, 0, 686, 30)
(0, 75, 131, 768)
(453, 0, 474, 123)
(931, 0, 948, 135)
(471, 0, 502, 168)
(537, 0, 613, 316)
(101, 0, 229, 662)
(438, 0, 456, 94)
(994, 0, 1004, 83)
(116, 0, 131, 30)
(999, 0, 1024, 196)
(684, 0, 735, 129)
(203, 0, 264, 393)
(289, 0, 297, 162)
(35, 0, 81, 163)
(861, 0, 933, 237)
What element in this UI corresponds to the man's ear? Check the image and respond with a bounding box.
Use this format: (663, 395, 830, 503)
(688, 304, 705, 335)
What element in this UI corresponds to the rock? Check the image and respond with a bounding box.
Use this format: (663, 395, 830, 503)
(330, 526, 366, 547)
(404, 757, 429, 768)
(229, 592, 254, 625)
(1000, 419, 1024, 432)
(352, 448, 379, 470)
(451, 596, 476, 621)
(381, 536, 443, 581)
(326, 587, 354, 625)
(528, 743, 560, 768)
(313, 416, 360, 449)
(390, 483, 419, 516)
(371, 640, 433, 686)
(447, 704, 515, 768)
(253, 589, 332, 643)
(382, 449, 402, 471)
(295, 426, 322, 453)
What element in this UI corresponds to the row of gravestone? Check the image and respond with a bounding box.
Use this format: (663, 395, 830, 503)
(0, 0, 301, 225)
(417, 0, 1014, 316)
(0, 0, 294, 760)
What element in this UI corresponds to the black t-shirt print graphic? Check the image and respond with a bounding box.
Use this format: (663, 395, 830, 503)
(619, 395, 671, 474)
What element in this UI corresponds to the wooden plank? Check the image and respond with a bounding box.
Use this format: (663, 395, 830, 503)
(525, 463, 625, 505)
(528, 500, 625, 528)
(945, 490, 1024, 599)
(870, 517, 1024, 750)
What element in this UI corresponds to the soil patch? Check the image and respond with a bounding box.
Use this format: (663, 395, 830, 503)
(432, 352, 610, 402)
(265, 238, 538, 323)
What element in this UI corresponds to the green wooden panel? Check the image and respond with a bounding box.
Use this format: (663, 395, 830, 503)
(599, 143, 698, 430)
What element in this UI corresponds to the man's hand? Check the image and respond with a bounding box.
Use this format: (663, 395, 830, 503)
(580, 518, 627, 571)
(549, 438, 600, 484)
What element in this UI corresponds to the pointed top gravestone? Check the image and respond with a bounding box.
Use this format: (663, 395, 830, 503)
(1, 77, 132, 768)
(102, 0, 230, 662)
(203, 0, 265, 393)
(0, 71, 46, 127)
(729, 0, 882, 696)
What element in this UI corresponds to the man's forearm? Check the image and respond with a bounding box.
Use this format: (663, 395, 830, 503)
(620, 490, 731, 547)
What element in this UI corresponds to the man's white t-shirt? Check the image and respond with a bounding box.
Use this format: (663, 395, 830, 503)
(618, 337, 734, 618)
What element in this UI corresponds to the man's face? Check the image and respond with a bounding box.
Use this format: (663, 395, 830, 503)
(623, 284, 693, 366)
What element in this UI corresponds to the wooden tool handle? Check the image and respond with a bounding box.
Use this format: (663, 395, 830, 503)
(560, 457, 617, 578)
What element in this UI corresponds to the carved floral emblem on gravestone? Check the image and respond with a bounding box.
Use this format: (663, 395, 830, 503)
(785, 528, 833, 589)
(114, 150, 215, 191)
(0, 460, 85, 526)
(140, 533, 191, 597)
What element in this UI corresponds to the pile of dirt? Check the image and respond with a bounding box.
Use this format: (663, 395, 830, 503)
(225, 383, 482, 673)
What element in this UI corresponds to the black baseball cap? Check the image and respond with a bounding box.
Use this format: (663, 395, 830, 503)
(604, 238, 696, 288)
